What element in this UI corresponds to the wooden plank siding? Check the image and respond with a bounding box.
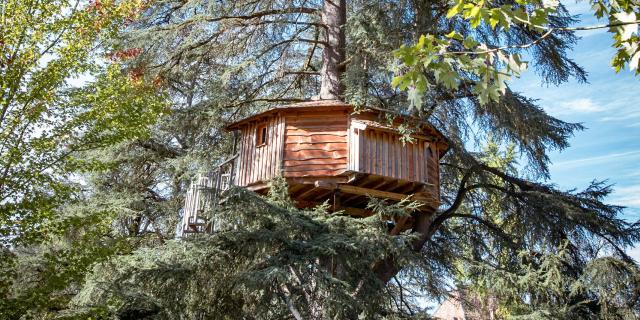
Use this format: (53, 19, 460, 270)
(348, 120, 435, 184)
(283, 110, 350, 178)
(234, 114, 285, 186)
(232, 105, 442, 189)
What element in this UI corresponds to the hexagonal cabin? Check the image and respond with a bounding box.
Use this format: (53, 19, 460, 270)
(225, 100, 448, 216)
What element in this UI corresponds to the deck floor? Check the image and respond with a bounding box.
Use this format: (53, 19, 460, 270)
(249, 172, 439, 218)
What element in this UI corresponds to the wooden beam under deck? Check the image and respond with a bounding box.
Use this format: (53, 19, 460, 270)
(314, 181, 438, 206)
(343, 178, 397, 207)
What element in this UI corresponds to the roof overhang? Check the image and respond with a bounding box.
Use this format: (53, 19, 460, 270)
(224, 99, 450, 157)
(225, 100, 353, 130)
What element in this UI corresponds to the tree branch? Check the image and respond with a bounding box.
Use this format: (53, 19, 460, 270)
(440, 20, 640, 56)
(154, 7, 320, 32)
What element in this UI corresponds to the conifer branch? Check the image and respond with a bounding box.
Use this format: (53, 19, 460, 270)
(154, 7, 320, 31)
(441, 20, 640, 56)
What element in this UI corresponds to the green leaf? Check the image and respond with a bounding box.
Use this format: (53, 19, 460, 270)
(391, 76, 403, 88)
(463, 36, 479, 49)
(489, 9, 501, 28)
(447, 0, 464, 18)
(468, 5, 481, 22)
(630, 50, 640, 72)
(530, 9, 549, 27)
(435, 69, 459, 89)
(445, 31, 464, 41)
(474, 80, 490, 105)
(407, 87, 424, 108)
(416, 35, 427, 49)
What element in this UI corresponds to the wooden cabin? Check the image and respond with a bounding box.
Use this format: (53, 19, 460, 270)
(227, 100, 447, 210)
(180, 100, 448, 235)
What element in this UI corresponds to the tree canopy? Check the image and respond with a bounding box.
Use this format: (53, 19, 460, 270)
(0, 0, 167, 316)
(1, 0, 640, 319)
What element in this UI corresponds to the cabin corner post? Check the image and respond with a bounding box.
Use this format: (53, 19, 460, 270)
(230, 130, 239, 187)
(348, 119, 367, 172)
(277, 112, 286, 177)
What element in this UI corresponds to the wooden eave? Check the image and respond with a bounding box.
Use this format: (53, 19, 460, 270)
(224, 99, 450, 156)
(225, 100, 352, 130)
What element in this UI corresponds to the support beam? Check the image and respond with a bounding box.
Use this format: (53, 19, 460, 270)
(315, 181, 438, 206)
(333, 190, 342, 212)
(340, 206, 374, 217)
(389, 216, 409, 235)
(296, 186, 321, 201)
(291, 199, 374, 217)
(343, 177, 391, 205)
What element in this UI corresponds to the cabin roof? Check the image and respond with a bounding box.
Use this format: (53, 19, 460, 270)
(225, 100, 352, 130)
(225, 99, 450, 155)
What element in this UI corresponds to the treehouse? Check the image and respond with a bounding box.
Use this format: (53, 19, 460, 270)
(180, 100, 449, 235)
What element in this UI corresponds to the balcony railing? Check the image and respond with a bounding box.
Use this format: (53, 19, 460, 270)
(180, 154, 238, 236)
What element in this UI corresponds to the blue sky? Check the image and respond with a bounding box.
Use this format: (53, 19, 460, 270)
(423, 4, 639, 312)
(510, 3, 640, 257)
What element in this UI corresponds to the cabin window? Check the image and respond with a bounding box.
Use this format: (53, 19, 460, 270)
(256, 124, 268, 146)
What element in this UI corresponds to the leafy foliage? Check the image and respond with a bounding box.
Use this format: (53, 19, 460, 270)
(392, 0, 640, 107)
(2, 0, 640, 318)
(0, 0, 167, 317)
(67, 185, 423, 319)
(0, 0, 167, 246)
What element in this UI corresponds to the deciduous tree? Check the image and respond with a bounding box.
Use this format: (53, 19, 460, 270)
(43, 0, 640, 318)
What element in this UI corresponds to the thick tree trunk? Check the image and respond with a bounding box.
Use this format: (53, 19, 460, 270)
(319, 0, 346, 100)
(413, 0, 435, 37)
(374, 209, 436, 283)
(317, 0, 439, 286)
(373, 3, 441, 283)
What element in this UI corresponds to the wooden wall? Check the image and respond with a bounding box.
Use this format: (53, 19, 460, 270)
(282, 109, 350, 178)
(348, 118, 440, 185)
(232, 107, 441, 187)
(234, 114, 285, 186)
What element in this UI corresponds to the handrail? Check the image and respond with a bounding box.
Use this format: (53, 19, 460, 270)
(217, 153, 239, 168)
(181, 153, 240, 237)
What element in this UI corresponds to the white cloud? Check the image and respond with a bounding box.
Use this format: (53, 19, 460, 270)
(552, 150, 640, 169)
(601, 109, 640, 122)
(611, 185, 640, 208)
(546, 98, 603, 115)
(628, 246, 640, 263)
(578, 28, 607, 38)
(628, 122, 640, 128)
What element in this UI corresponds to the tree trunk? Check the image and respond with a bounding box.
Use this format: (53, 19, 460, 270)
(372, 3, 441, 283)
(318, 0, 439, 287)
(413, 0, 435, 37)
(374, 209, 436, 283)
(319, 0, 346, 100)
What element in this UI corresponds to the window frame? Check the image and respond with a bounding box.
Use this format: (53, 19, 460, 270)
(256, 123, 268, 147)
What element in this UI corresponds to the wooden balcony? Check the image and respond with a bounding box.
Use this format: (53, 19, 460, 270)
(182, 100, 449, 235)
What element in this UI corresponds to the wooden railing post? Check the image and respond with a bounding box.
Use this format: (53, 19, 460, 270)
(180, 153, 240, 236)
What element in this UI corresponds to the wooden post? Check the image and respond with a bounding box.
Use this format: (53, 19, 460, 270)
(230, 131, 238, 187)
(333, 190, 342, 212)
